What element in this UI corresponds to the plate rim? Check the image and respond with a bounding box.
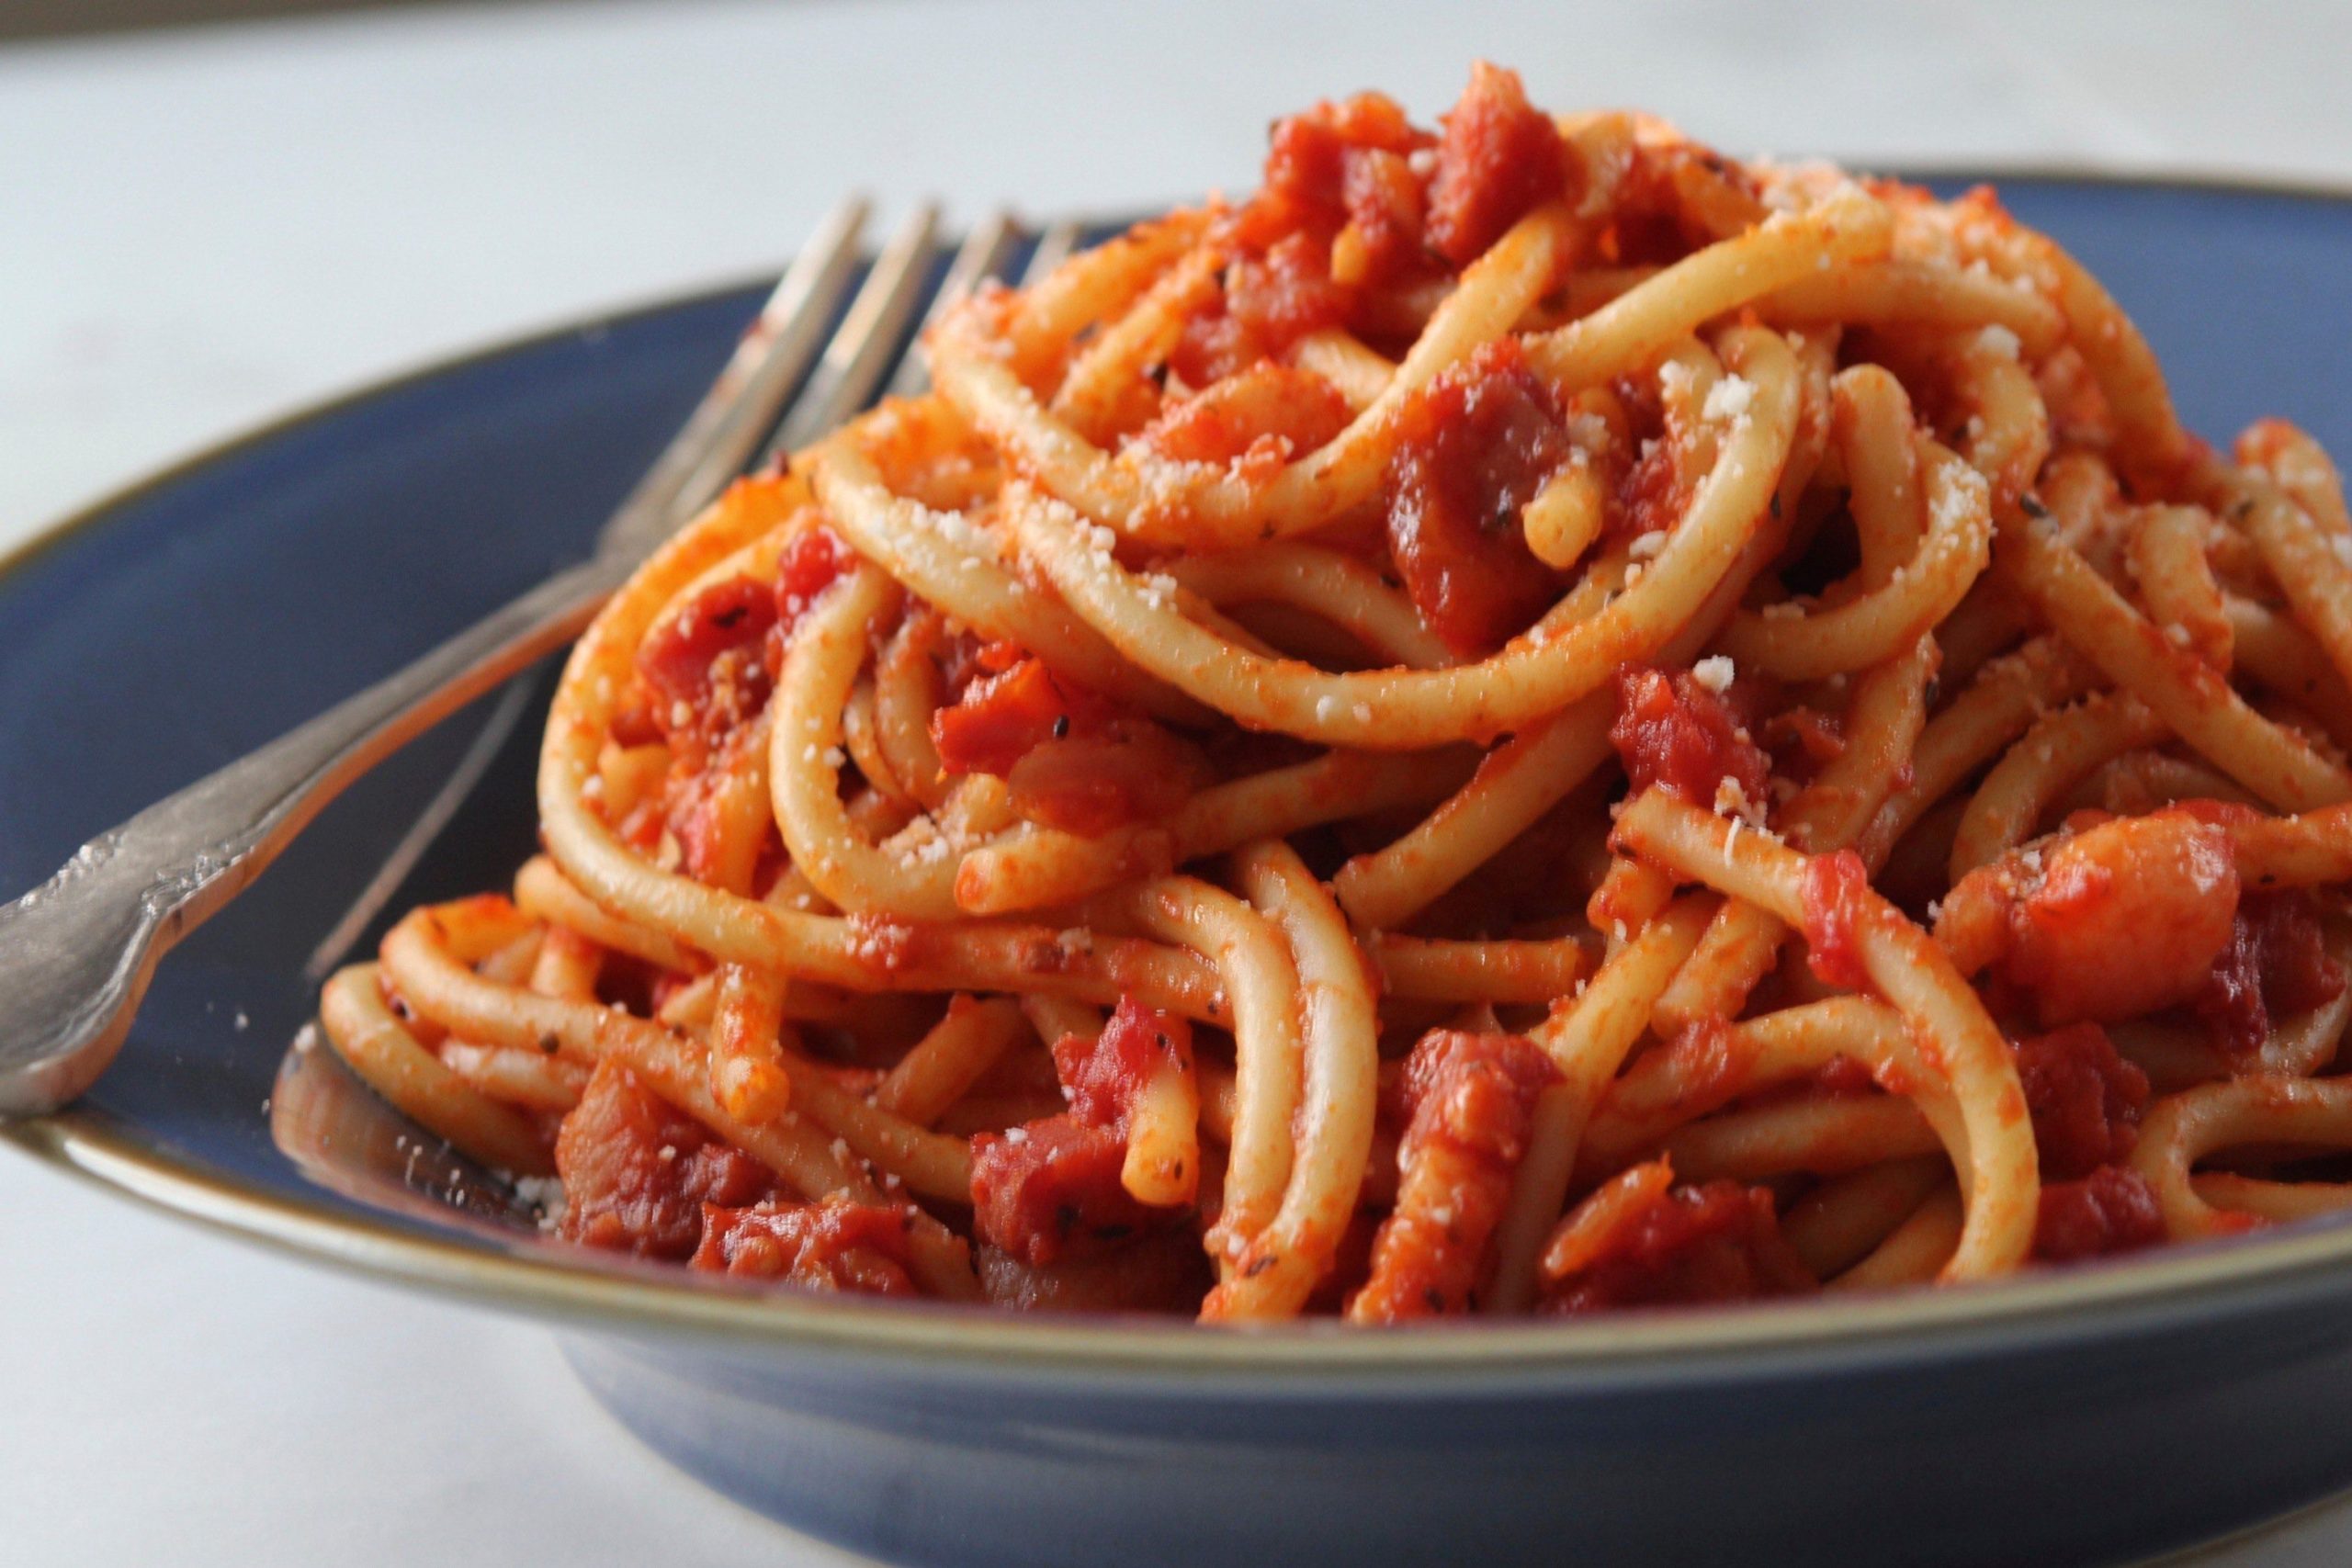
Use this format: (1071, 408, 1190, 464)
(14, 164, 2352, 1381)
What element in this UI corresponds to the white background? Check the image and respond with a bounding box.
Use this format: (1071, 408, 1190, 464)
(8, 2, 2352, 1562)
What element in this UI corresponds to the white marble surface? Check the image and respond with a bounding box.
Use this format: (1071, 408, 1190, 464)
(9, 2, 2352, 1562)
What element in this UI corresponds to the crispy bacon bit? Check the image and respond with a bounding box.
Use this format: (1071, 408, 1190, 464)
(1799, 849, 1874, 991)
(2014, 1022, 2148, 1180)
(2257, 890, 2346, 1012)
(1385, 339, 1568, 654)
(1183, 68, 1563, 385)
(556, 1059, 776, 1260)
(933, 658, 1125, 776)
(1426, 62, 1569, 265)
(1137, 363, 1351, 466)
(773, 525, 854, 639)
(1248, 89, 1430, 245)
(1228, 233, 1353, 355)
(933, 657, 1205, 834)
(1165, 306, 1252, 391)
(662, 752, 744, 887)
(2032, 1165, 2166, 1262)
(970, 997, 1197, 1268)
(691, 1197, 922, 1296)
(1762, 704, 1845, 777)
(1349, 1031, 1558, 1321)
(1611, 140, 1770, 258)
(1337, 145, 1430, 286)
(1612, 424, 1684, 544)
(2193, 888, 2345, 1058)
(944, 634, 1028, 693)
(636, 575, 776, 752)
(1005, 729, 1206, 837)
(1610, 664, 1771, 809)
(1542, 1162, 1813, 1314)
(1234, 88, 1434, 293)
(969, 1117, 1169, 1267)
(1055, 996, 1195, 1128)
(1171, 233, 1355, 387)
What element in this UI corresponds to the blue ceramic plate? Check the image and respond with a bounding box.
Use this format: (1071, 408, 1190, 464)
(11, 175, 2352, 1568)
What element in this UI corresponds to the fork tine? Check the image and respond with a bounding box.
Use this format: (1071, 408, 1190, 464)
(768, 203, 942, 457)
(886, 209, 1021, 400)
(650, 196, 873, 530)
(1023, 220, 1084, 284)
(300, 199, 874, 979)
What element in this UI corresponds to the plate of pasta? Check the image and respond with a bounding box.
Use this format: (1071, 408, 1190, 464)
(14, 62, 2352, 1568)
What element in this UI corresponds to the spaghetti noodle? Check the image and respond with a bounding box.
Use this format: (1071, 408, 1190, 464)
(319, 64, 2352, 1321)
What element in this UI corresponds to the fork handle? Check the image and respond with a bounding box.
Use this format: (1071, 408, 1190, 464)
(0, 551, 631, 1115)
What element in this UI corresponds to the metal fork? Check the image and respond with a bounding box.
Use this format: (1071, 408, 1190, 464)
(0, 199, 1039, 1116)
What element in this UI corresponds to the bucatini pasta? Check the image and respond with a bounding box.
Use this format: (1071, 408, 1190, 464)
(320, 64, 2352, 1322)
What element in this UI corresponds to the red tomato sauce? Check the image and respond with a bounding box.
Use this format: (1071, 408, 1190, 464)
(2193, 888, 2345, 1057)
(969, 1117, 1170, 1267)
(1798, 848, 1875, 992)
(634, 575, 776, 754)
(2013, 1022, 2149, 1180)
(1171, 234, 1355, 387)
(555, 1058, 776, 1259)
(932, 658, 1204, 834)
(1998, 809, 2240, 1030)
(1054, 996, 1194, 1128)
(969, 997, 1197, 1269)
(1425, 61, 1570, 265)
(975, 1231, 1211, 1314)
(770, 525, 854, 644)
(1606, 141, 1770, 262)
(693, 1197, 923, 1296)
(1384, 339, 1568, 654)
(932, 658, 1124, 777)
(2032, 1165, 2165, 1262)
(1610, 664, 1772, 811)
(1350, 1031, 1558, 1320)
(1246, 89, 1430, 249)
(1543, 1178, 1813, 1314)
(1609, 422, 1685, 544)
(1137, 363, 1351, 466)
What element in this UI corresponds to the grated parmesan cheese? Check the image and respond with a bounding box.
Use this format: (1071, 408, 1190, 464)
(1713, 774, 1758, 824)
(1974, 324, 2022, 360)
(512, 1175, 566, 1231)
(1702, 375, 1755, 423)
